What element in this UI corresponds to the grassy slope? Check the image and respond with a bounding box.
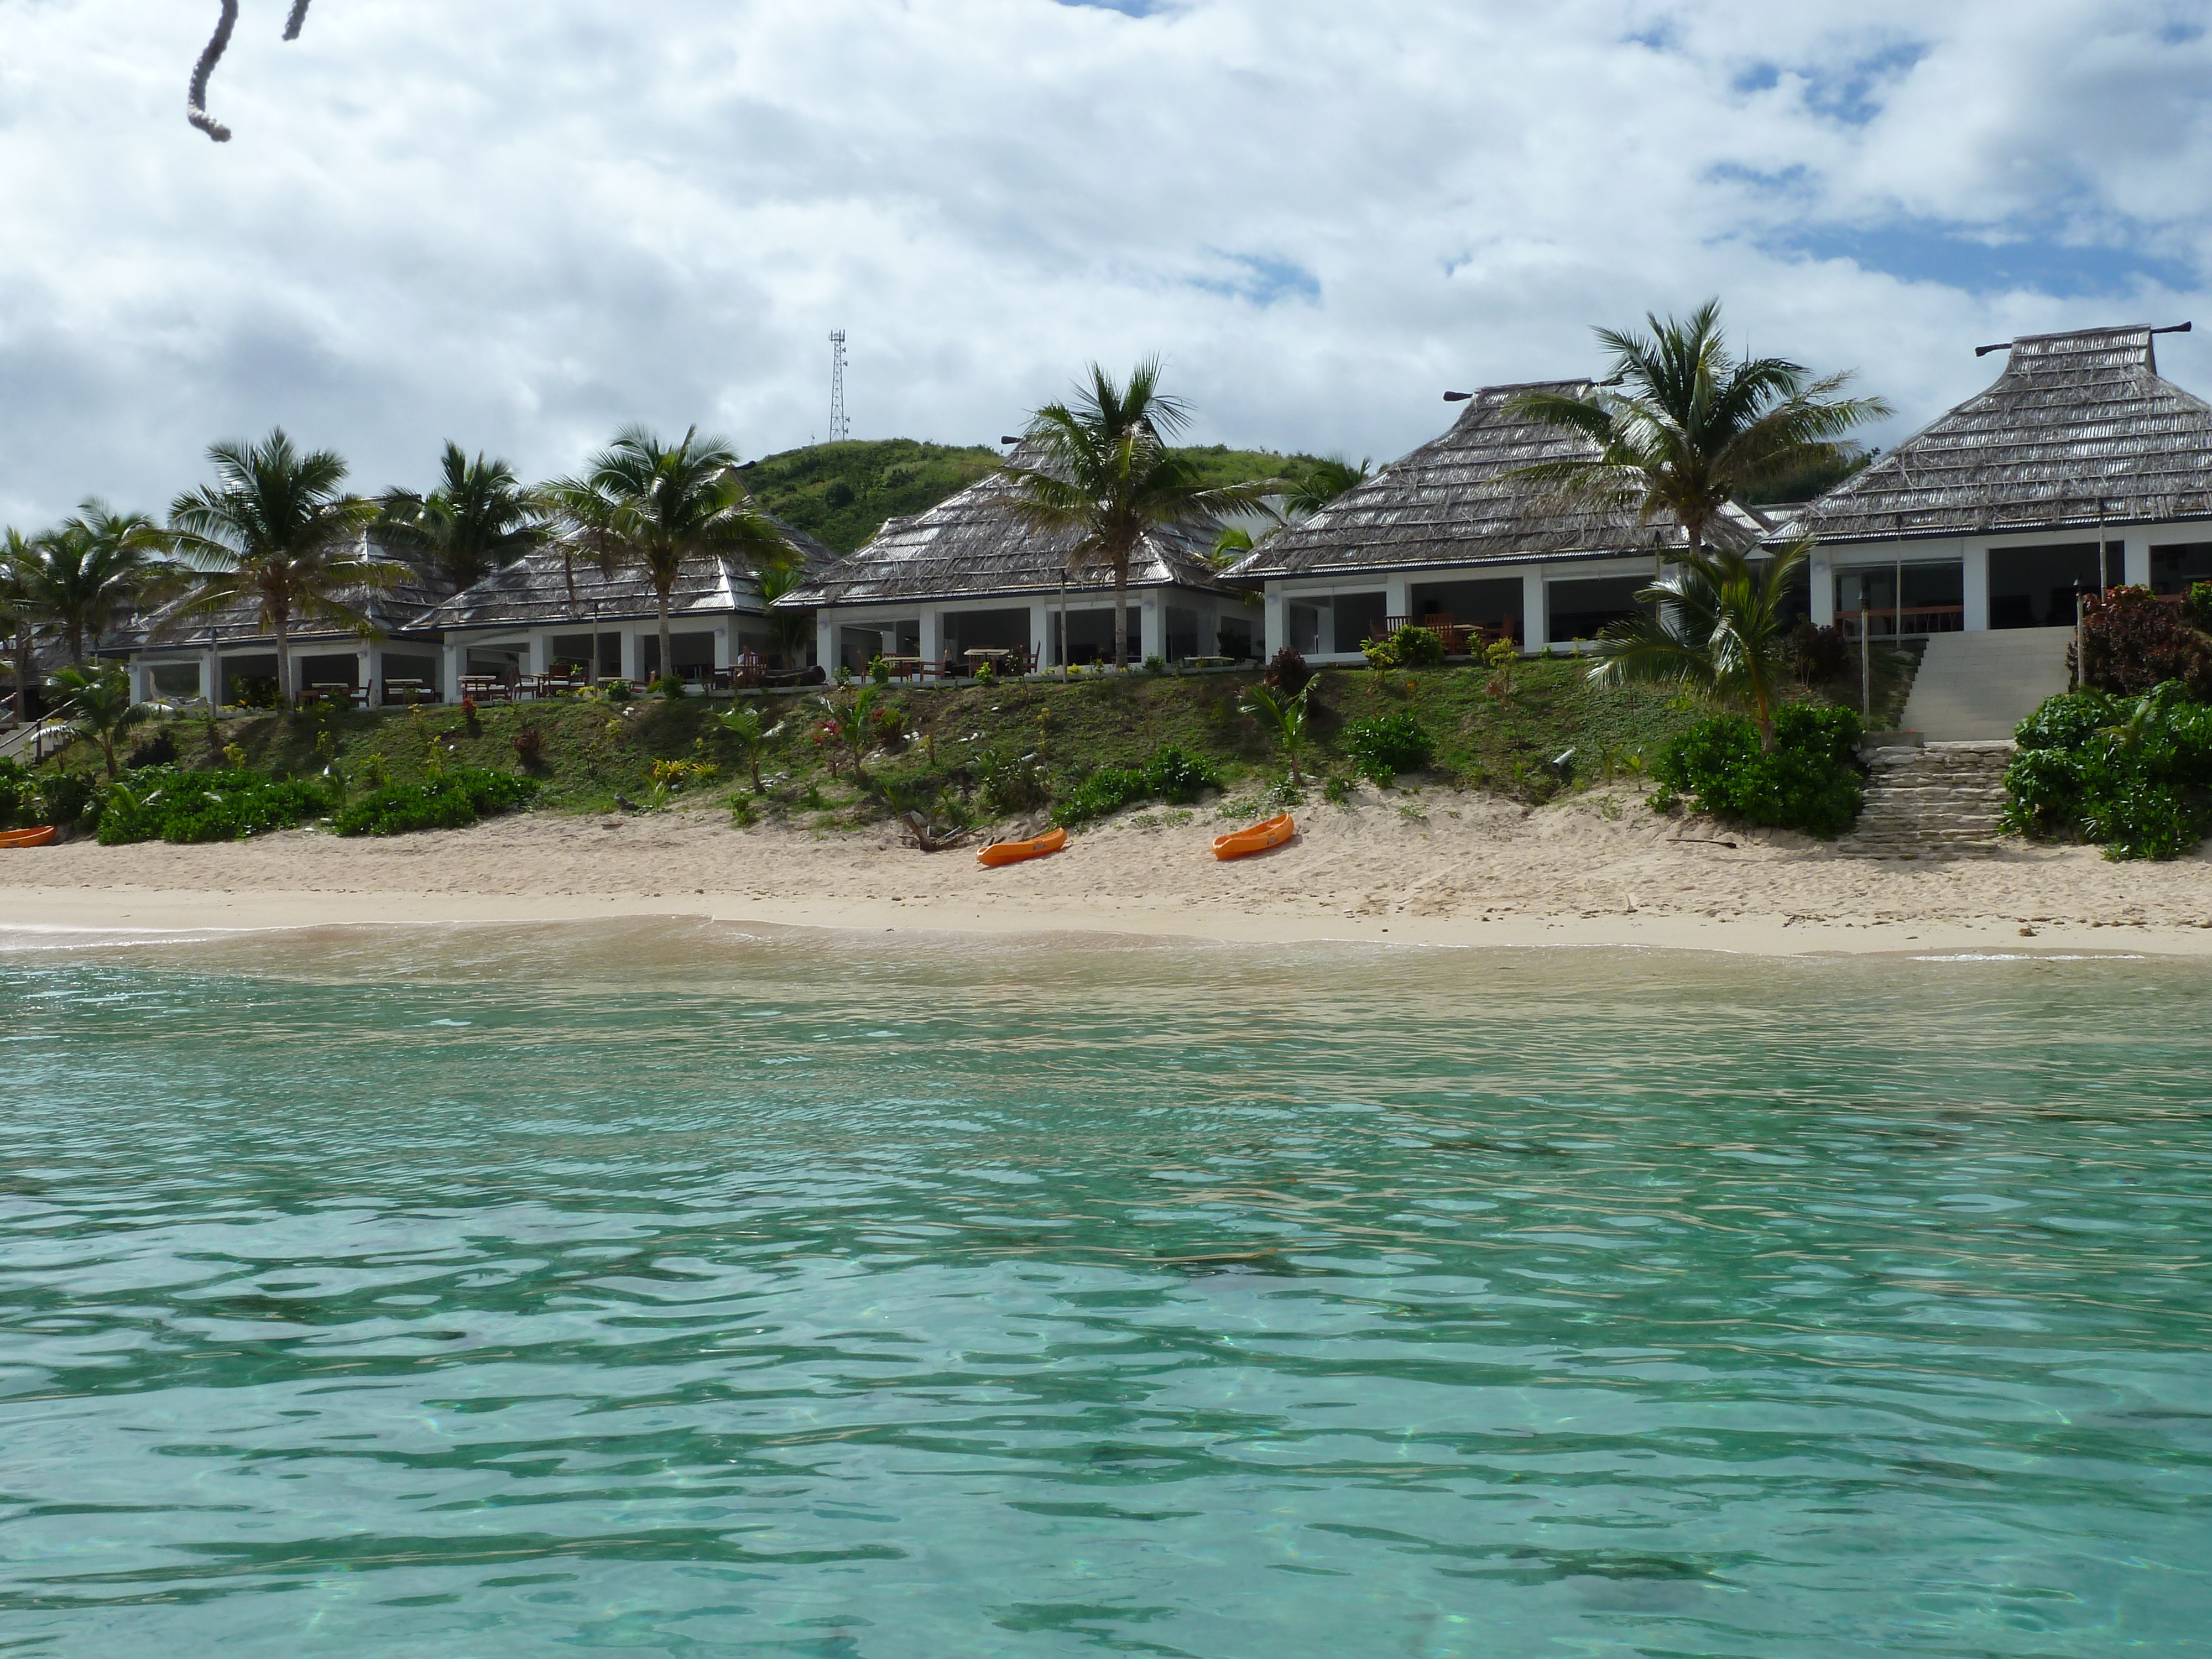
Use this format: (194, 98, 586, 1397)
(52, 661, 1739, 832)
(744, 440, 1337, 553)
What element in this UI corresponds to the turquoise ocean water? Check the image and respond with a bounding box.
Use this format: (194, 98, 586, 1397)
(1, 922, 2209, 1658)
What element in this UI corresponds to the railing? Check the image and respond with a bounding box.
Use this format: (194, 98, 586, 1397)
(0, 718, 69, 765)
(1838, 606, 1965, 641)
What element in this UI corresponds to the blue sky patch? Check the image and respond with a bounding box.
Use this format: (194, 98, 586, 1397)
(1771, 222, 2195, 299)
(1192, 254, 1321, 307)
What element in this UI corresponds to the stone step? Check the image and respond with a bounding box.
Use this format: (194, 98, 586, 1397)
(1839, 736, 2017, 858)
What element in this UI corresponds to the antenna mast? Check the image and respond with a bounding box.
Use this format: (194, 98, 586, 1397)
(828, 331, 850, 444)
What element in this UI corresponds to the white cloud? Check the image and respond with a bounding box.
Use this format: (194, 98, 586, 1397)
(1, 0, 2208, 525)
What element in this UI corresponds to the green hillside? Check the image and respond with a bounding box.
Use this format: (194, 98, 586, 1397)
(744, 439, 1340, 554)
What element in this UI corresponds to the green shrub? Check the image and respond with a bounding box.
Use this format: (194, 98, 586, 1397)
(38, 772, 102, 833)
(1142, 654, 1168, 676)
(977, 748, 1051, 816)
(2187, 581, 2212, 633)
(1052, 745, 1225, 827)
(333, 768, 538, 838)
(0, 759, 35, 829)
(653, 675, 689, 701)
(1053, 765, 1150, 828)
(1342, 711, 1436, 784)
(2002, 682, 2212, 859)
(1650, 705, 1864, 838)
(1390, 625, 1445, 668)
(1141, 745, 1221, 802)
(97, 766, 338, 846)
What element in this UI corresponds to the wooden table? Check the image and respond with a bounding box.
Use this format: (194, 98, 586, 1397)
(381, 680, 439, 706)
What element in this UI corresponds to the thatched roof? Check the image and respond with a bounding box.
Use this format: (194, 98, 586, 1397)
(418, 519, 837, 633)
(1228, 380, 1761, 581)
(780, 451, 1232, 609)
(108, 538, 456, 653)
(1787, 326, 2212, 544)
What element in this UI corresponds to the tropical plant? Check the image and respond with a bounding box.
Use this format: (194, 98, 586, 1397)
(717, 705, 777, 793)
(1343, 711, 1436, 785)
(2003, 682, 2212, 860)
(333, 769, 538, 838)
(2074, 586, 2212, 700)
(813, 686, 880, 780)
(1240, 681, 1313, 786)
(759, 563, 816, 668)
(1649, 703, 1864, 838)
(1264, 645, 1313, 695)
(375, 442, 548, 591)
(1209, 455, 1370, 565)
(1508, 300, 1890, 556)
(48, 662, 159, 778)
(1006, 360, 1279, 667)
(0, 530, 38, 722)
(98, 766, 338, 846)
(547, 427, 799, 686)
(1584, 539, 1812, 750)
(15, 503, 178, 666)
(168, 430, 395, 705)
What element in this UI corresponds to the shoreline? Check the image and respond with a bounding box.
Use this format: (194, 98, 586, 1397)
(3, 785, 2210, 958)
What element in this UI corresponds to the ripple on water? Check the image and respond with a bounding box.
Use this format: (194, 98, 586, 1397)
(1, 922, 2209, 1657)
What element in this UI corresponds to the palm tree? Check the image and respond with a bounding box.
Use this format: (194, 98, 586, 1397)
(549, 427, 797, 684)
(1008, 361, 1278, 669)
(1507, 301, 1890, 555)
(1239, 682, 1312, 786)
(717, 704, 775, 793)
(376, 443, 548, 591)
(759, 564, 816, 669)
(1212, 455, 1373, 564)
(168, 430, 394, 705)
(48, 662, 156, 778)
(0, 530, 39, 723)
(1587, 539, 1811, 750)
(16, 503, 176, 666)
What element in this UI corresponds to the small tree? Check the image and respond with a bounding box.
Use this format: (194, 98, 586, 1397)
(169, 431, 397, 705)
(1587, 540, 1810, 750)
(717, 705, 775, 793)
(813, 686, 879, 781)
(376, 442, 547, 591)
(49, 663, 156, 778)
(17, 504, 178, 666)
(550, 427, 799, 686)
(1006, 361, 1277, 668)
(1240, 682, 1312, 786)
(1508, 301, 1889, 556)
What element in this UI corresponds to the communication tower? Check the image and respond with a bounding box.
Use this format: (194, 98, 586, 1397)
(828, 331, 850, 443)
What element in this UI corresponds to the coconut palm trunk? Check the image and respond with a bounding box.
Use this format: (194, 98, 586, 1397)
(273, 609, 293, 704)
(656, 589, 674, 686)
(1111, 552, 1131, 668)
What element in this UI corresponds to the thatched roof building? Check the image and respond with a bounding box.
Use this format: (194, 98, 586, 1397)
(416, 520, 837, 635)
(781, 449, 1254, 671)
(1787, 326, 2212, 545)
(781, 457, 1230, 611)
(1228, 381, 1761, 585)
(108, 539, 455, 656)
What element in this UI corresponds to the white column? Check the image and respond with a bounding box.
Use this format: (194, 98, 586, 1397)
(1384, 573, 1412, 625)
(1521, 568, 1547, 653)
(1026, 602, 1048, 674)
(621, 633, 641, 681)
(919, 608, 942, 668)
(712, 624, 730, 672)
(1810, 555, 1835, 627)
(1263, 589, 1285, 658)
(441, 642, 462, 695)
(356, 643, 373, 701)
(2122, 540, 2150, 588)
(816, 613, 836, 672)
(1961, 544, 1990, 632)
(204, 646, 221, 708)
(1139, 594, 1162, 663)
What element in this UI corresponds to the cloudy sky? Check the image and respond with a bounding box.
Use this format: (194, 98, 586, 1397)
(2, 0, 2209, 524)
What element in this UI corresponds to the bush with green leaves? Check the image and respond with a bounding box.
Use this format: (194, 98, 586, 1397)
(1051, 745, 1223, 828)
(97, 766, 338, 846)
(333, 768, 538, 838)
(1342, 711, 1436, 784)
(1649, 704, 1864, 838)
(976, 748, 1051, 816)
(2002, 682, 2212, 860)
(0, 758, 36, 829)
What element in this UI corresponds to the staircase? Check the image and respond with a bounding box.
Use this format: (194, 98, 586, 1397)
(1900, 628, 2073, 740)
(1837, 742, 2015, 859)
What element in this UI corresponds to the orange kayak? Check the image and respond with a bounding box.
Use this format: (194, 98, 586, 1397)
(976, 826, 1067, 867)
(0, 826, 56, 848)
(1213, 813, 1295, 860)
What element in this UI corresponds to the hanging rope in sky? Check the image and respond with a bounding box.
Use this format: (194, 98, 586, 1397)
(187, 0, 314, 143)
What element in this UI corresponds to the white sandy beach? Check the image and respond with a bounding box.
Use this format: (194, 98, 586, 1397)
(3, 784, 2210, 955)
